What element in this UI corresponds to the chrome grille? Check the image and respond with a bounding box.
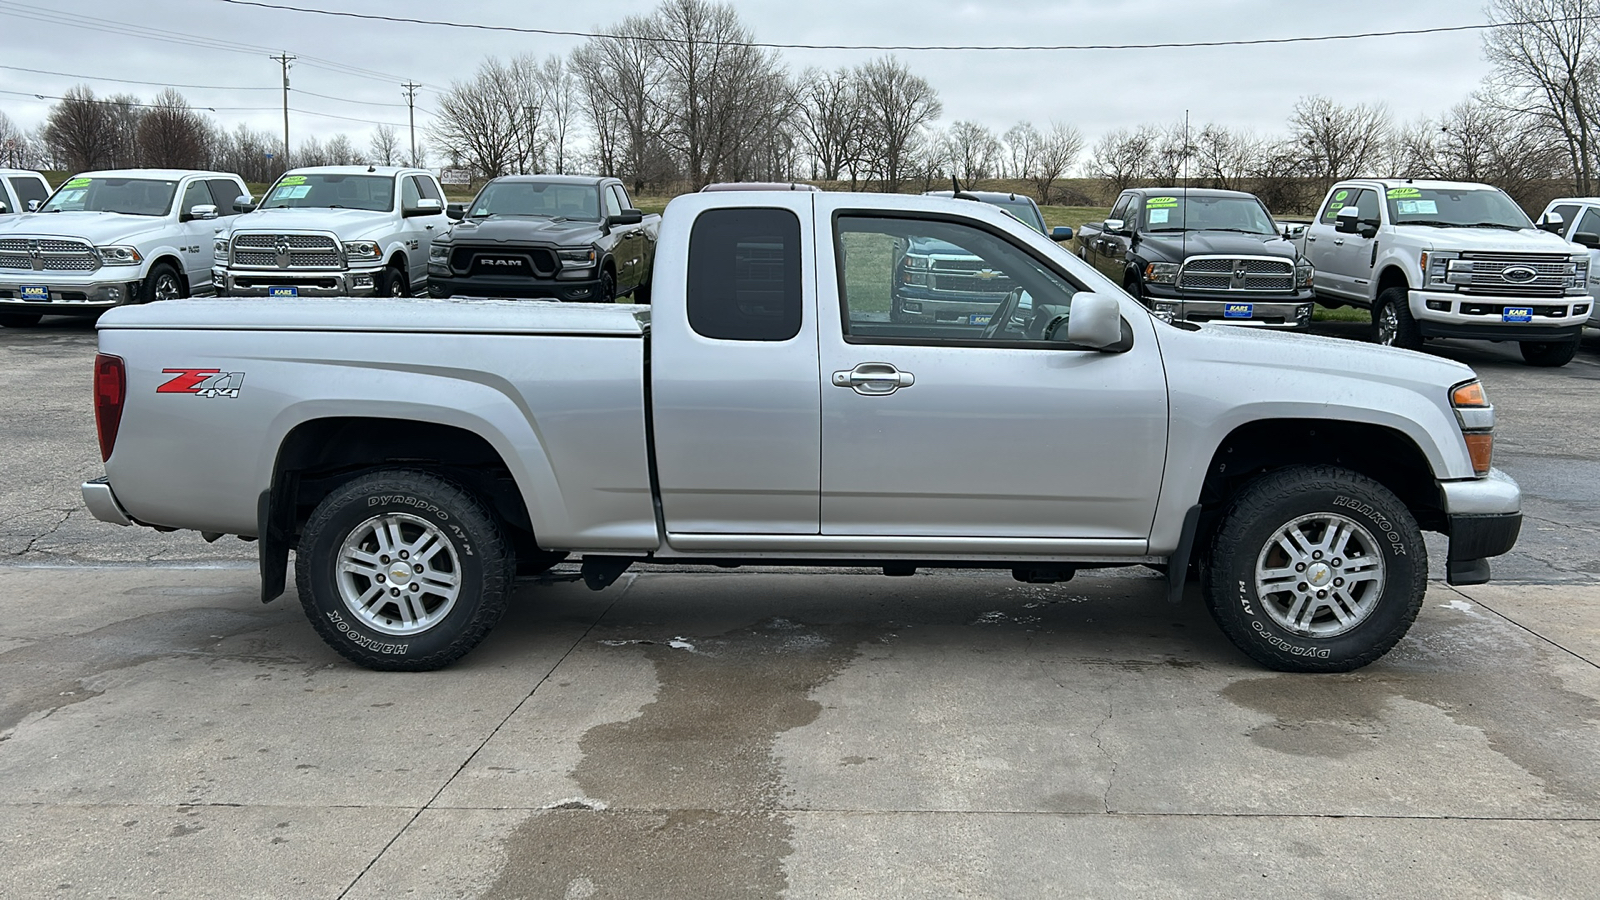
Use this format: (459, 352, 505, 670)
(928, 257, 1012, 295)
(1178, 256, 1294, 293)
(229, 232, 342, 270)
(0, 235, 100, 272)
(1457, 252, 1568, 298)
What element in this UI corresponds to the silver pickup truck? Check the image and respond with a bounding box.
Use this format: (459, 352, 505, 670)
(81, 191, 1521, 674)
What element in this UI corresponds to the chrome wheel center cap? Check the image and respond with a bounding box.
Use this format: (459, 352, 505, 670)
(388, 564, 413, 585)
(1307, 562, 1333, 587)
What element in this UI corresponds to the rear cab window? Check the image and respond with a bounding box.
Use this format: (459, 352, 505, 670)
(687, 207, 803, 341)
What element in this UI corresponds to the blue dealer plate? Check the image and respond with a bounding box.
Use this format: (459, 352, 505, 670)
(968, 314, 991, 326)
(268, 286, 299, 298)
(20, 285, 49, 301)
(1223, 302, 1254, 319)
(1503, 307, 1533, 323)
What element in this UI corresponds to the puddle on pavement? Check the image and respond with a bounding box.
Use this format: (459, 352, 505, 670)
(484, 616, 877, 900)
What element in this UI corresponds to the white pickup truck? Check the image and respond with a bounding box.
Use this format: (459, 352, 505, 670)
(81, 191, 1522, 674)
(1533, 196, 1600, 328)
(0, 169, 249, 328)
(0, 168, 51, 218)
(213, 166, 449, 298)
(1300, 179, 1589, 366)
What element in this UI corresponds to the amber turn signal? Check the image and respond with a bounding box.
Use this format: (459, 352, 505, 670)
(1463, 431, 1494, 477)
(1452, 381, 1488, 408)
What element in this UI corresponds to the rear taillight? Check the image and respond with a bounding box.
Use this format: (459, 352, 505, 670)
(94, 353, 125, 462)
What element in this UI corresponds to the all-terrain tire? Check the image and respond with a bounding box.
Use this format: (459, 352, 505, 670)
(379, 262, 410, 297)
(1372, 286, 1422, 350)
(139, 263, 184, 304)
(1519, 339, 1578, 367)
(295, 469, 515, 671)
(1202, 465, 1427, 673)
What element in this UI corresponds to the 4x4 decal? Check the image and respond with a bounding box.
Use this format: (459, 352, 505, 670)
(157, 368, 245, 399)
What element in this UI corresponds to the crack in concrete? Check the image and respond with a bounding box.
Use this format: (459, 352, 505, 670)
(1030, 642, 1118, 815)
(9, 508, 76, 557)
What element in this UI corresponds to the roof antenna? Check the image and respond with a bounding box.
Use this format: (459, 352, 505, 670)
(367, 164, 376, 173)
(951, 174, 978, 202)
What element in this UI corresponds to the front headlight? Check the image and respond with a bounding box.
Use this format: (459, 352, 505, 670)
(213, 238, 229, 260)
(343, 241, 380, 261)
(428, 244, 450, 262)
(1294, 260, 1314, 287)
(559, 247, 596, 268)
(1144, 262, 1180, 284)
(97, 245, 142, 266)
(1568, 256, 1589, 293)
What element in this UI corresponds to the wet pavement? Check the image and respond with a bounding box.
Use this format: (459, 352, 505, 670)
(2, 315, 1599, 897)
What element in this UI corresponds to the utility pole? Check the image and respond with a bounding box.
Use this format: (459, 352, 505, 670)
(271, 52, 295, 170)
(402, 81, 421, 167)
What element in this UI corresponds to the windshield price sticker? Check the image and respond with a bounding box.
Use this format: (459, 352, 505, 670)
(1395, 199, 1438, 215)
(1387, 187, 1423, 199)
(1147, 196, 1179, 209)
(279, 175, 308, 186)
(63, 177, 92, 189)
(272, 185, 312, 200)
(1148, 208, 1170, 224)
(1503, 307, 1533, 323)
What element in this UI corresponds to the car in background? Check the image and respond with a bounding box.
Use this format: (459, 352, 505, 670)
(0, 168, 249, 328)
(1078, 187, 1314, 330)
(213, 166, 448, 297)
(889, 190, 1071, 326)
(0, 169, 51, 218)
(1535, 197, 1600, 327)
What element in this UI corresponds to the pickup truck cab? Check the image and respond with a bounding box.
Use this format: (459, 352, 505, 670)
(1302, 179, 1589, 366)
(0, 169, 51, 218)
(83, 191, 1521, 675)
(1533, 196, 1600, 328)
(0, 168, 248, 328)
(427, 175, 658, 302)
(1078, 188, 1315, 329)
(214, 166, 447, 298)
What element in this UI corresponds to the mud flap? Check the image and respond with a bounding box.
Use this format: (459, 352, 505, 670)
(1166, 504, 1203, 604)
(257, 478, 296, 604)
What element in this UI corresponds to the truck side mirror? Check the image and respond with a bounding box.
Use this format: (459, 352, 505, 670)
(1283, 223, 1306, 239)
(27, 199, 42, 212)
(188, 204, 219, 221)
(0, 201, 7, 214)
(609, 208, 644, 227)
(1539, 211, 1566, 234)
(1103, 218, 1126, 235)
(1060, 291, 1125, 350)
(1573, 231, 1600, 249)
(233, 195, 256, 213)
(446, 203, 466, 221)
(405, 198, 443, 218)
(1334, 205, 1361, 234)
(1050, 225, 1073, 242)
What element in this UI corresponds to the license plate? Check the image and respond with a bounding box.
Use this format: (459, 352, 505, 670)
(968, 314, 991, 326)
(268, 286, 299, 298)
(1223, 302, 1254, 319)
(20, 285, 49, 302)
(1503, 307, 1532, 323)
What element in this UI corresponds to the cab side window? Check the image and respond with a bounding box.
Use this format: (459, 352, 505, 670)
(1351, 189, 1380, 223)
(8, 176, 48, 208)
(415, 176, 444, 204)
(1549, 203, 1582, 233)
(207, 179, 244, 211)
(1107, 193, 1132, 225)
(400, 176, 422, 211)
(180, 181, 211, 216)
(1577, 206, 1600, 239)
(603, 185, 623, 218)
(612, 184, 633, 211)
(1320, 187, 1356, 224)
(687, 207, 802, 342)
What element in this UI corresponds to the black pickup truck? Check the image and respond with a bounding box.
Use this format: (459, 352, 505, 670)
(426, 175, 659, 302)
(1077, 187, 1315, 329)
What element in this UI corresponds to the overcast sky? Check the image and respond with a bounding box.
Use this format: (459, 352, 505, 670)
(0, 0, 1495, 162)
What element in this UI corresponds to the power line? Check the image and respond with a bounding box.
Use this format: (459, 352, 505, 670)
(214, 0, 1570, 52)
(0, 62, 275, 92)
(0, 89, 414, 129)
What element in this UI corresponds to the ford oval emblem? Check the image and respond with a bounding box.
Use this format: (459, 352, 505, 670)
(1501, 265, 1538, 283)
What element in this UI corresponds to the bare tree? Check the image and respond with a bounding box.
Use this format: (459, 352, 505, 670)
(537, 55, 577, 174)
(946, 120, 1001, 184)
(796, 66, 864, 181)
(1032, 121, 1085, 202)
(1288, 95, 1391, 190)
(430, 56, 544, 179)
(1003, 122, 1041, 184)
(324, 133, 359, 165)
(1483, 0, 1600, 193)
(45, 86, 118, 172)
(369, 124, 402, 166)
(1088, 125, 1158, 196)
(855, 55, 941, 192)
(0, 111, 28, 168)
(296, 135, 328, 167)
(571, 14, 672, 191)
(1192, 123, 1258, 190)
(136, 89, 207, 169)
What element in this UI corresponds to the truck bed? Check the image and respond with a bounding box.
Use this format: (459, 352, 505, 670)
(97, 297, 651, 336)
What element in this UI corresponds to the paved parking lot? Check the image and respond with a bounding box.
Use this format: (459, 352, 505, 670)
(3, 315, 1599, 897)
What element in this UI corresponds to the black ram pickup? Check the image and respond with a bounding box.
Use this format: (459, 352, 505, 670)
(426, 175, 659, 302)
(1077, 187, 1315, 329)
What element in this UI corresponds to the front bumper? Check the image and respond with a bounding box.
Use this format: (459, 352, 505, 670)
(0, 278, 136, 311)
(214, 267, 382, 297)
(81, 478, 132, 526)
(1141, 284, 1314, 329)
(1411, 289, 1587, 341)
(1440, 468, 1522, 585)
(427, 269, 607, 301)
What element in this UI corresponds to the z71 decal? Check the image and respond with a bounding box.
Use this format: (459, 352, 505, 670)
(157, 368, 246, 399)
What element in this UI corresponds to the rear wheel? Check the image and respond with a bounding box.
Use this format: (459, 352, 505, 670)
(1372, 286, 1421, 350)
(1202, 465, 1426, 672)
(1519, 339, 1578, 367)
(295, 469, 514, 671)
(0, 313, 42, 328)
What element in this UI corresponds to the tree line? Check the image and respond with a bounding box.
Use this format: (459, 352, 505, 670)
(4, 0, 1600, 212)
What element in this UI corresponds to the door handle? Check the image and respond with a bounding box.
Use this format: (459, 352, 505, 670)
(832, 362, 915, 395)
(1333, 238, 1345, 245)
(1305, 235, 1317, 242)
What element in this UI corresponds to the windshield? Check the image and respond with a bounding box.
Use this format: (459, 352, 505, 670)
(41, 176, 178, 216)
(983, 197, 1047, 234)
(1140, 195, 1277, 235)
(1385, 186, 1533, 229)
(468, 181, 599, 220)
(260, 173, 395, 211)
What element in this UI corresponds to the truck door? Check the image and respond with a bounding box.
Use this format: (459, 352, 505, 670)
(1090, 192, 1133, 280)
(1305, 187, 1379, 300)
(1570, 205, 1600, 313)
(177, 180, 218, 287)
(603, 183, 638, 292)
(650, 194, 821, 535)
(814, 199, 1169, 544)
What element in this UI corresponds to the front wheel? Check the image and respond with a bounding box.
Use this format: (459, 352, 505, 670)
(1519, 339, 1577, 367)
(378, 263, 410, 297)
(1202, 465, 1427, 672)
(139, 263, 184, 304)
(1372, 286, 1421, 350)
(596, 268, 616, 303)
(295, 469, 515, 671)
